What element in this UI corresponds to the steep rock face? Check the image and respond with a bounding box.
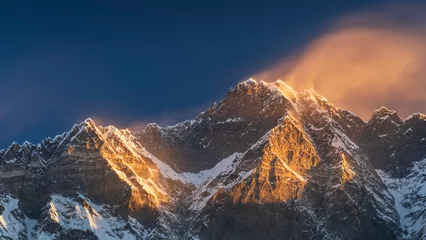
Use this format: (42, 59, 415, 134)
(186, 82, 400, 240)
(390, 114, 426, 177)
(0, 120, 174, 239)
(0, 79, 411, 239)
(296, 93, 400, 240)
(359, 109, 426, 239)
(359, 109, 426, 177)
(358, 107, 403, 171)
(188, 115, 321, 239)
(0, 142, 34, 198)
(377, 159, 426, 239)
(138, 79, 292, 172)
(224, 115, 320, 204)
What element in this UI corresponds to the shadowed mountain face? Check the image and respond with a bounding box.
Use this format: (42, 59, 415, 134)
(1, 79, 425, 239)
(138, 81, 292, 173)
(358, 108, 426, 177)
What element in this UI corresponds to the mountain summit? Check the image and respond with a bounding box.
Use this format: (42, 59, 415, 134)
(1, 79, 425, 239)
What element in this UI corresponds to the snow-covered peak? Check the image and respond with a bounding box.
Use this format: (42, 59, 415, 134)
(235, 79, 301, 104)
(79, 118, 98, 129)
(375, 106, 395, 114)
(265, 80, 299, 101)
(240, 78, 258, 85)
(7, 141, 21, 150)
(404, 112, 426, 122)
(234, 79, 341, 111)
(0, 140, 35, 156)
(369, 106, 402, 126)
(63, 118, 99, 138)
(372, 106, 398, 117)
(63, 118, 101, 142)
(22, 141, 32, 148)
(144, 122, 160, 130)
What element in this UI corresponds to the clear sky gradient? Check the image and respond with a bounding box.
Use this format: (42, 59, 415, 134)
(0, 0, 394, 147)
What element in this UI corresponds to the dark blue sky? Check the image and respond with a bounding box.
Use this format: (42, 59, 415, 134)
(0, 0, 386, 147)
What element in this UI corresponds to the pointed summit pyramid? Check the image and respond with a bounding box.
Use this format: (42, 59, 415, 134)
(369, 106, 403, 126)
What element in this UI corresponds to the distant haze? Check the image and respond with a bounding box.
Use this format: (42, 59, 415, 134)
(255, 4, 426, 121)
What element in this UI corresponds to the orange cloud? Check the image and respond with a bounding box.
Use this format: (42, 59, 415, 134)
(255, 4, 426, 120)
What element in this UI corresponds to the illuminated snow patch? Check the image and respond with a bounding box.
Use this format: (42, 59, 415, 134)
(0, 195, 25, 239)
(42, 194, 151, 240)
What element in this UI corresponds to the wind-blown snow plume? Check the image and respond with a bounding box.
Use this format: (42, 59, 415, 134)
(255, 4, 426, 120)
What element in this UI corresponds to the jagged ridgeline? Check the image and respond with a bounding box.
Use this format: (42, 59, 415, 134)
(1, 79, 426, 239)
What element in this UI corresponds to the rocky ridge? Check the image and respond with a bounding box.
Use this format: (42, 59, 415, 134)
(0, 79, 425, 239)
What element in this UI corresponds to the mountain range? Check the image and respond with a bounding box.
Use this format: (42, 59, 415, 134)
(1, 79, 425, 239)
